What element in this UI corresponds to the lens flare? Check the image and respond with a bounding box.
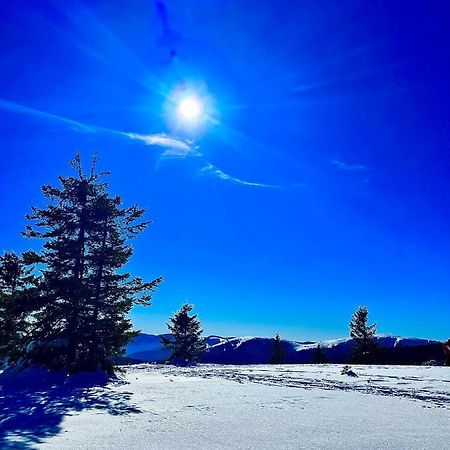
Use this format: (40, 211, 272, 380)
(177, 96, 203, 121)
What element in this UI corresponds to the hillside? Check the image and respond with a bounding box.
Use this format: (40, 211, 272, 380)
(125, 334, 445, 365)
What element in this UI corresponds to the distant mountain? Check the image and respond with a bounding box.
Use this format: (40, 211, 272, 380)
(124, 333, 172, 362)
(125, 334, 226, 363)
(290, 335, 444, 364)
(124, 334, 445, 365)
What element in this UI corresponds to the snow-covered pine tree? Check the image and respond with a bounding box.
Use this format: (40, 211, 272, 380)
(22, 154, 162, 373)
(349, 306, 379, 363)
(161, 303, 206, 364)
(269, 332, 286, 364)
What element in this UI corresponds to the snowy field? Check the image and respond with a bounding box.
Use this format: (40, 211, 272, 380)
(1, 364, 449, 449)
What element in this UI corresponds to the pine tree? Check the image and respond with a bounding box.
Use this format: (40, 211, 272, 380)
(444, 339, 450, 366)
(312, 344, 329, 364)
(0, 252, 37, 361)
(269, 332, 285, 364)
(22, 154, 162, 373)
(161, 304, 206, 364)
(349, 306, 378, 363)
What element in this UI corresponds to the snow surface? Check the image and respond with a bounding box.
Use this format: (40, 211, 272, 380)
(1, 364, 448, 449)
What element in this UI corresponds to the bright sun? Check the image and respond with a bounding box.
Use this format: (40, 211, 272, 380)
(177, 96, 202, 121)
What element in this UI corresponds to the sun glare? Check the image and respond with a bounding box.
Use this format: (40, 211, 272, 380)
(164, 83, 215, 133)
(177, 96, 202, 121)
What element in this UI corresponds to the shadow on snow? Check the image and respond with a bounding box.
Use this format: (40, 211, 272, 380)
(0, 368, 140, 449)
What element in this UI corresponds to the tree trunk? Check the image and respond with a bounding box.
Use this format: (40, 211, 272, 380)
(67, 190, 87, 369)
(90, 214, 108, 367)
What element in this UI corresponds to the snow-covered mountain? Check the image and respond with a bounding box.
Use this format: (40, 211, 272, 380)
(125, 334, 444, 365)
(124, 334, 228, 362)
(289, 335, 443, 364)
(124, 333, 172, 362)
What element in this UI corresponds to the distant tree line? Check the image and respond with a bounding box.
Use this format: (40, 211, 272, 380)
(0, 155, 162, 374)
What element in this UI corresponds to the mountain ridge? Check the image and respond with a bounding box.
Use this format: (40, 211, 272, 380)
(125, 333, 445, 365)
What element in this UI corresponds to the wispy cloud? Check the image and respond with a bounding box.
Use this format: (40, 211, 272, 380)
(331, 158, 368, 171)
(0, 99, 195, 155)
(0, 99, 97, 133)
(200, 163, 284, 189)
(122, 132, 196, 156)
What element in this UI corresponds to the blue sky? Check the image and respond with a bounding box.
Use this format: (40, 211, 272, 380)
(1, 0, 449, 340)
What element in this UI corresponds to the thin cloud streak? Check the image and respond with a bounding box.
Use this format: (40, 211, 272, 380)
(123, 132, 195, 156)
(200, 163, 285, 189)
(0, 99, 97, 133)
(332, 158, 368, 171)
(0, 99, 194, 154)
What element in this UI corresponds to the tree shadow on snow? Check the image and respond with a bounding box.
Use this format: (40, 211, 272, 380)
(0, 369, 141, 449)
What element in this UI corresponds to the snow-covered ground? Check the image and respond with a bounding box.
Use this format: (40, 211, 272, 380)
(1, 364, 449, 449)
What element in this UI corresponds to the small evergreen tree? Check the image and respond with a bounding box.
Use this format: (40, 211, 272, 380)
(312, 344, 329, 364)
(161, 304, 206, 364)
(349, 306, 378, 363)
(269, 332, 285, 364)
(444, 339, 450, 366)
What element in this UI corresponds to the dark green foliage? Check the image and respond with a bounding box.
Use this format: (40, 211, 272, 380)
(19, 154, 162, 373)
(269, 332, 285, 364)
(312, 344, 329, 364)
(161, 304, 206, 363)
(444, 339, 450, 366)
(0, 252, 37, 362)
(0, 252, 31, 295)
(349, 306, 379, 364)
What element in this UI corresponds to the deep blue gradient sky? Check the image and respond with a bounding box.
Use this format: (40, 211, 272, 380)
(1, 1, 449, 340)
